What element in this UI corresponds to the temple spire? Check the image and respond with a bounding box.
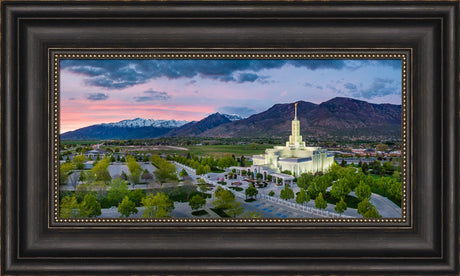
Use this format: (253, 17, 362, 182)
(294, 102, 298, 120)
(287, 102, 305, 148)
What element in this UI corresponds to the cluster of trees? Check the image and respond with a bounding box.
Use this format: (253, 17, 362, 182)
(60, 193, 102, 218)
(298, 163, 401, 203)
(141, 192, 175, 218)
(79, 157, 112, 183)
(150, 155, 179, 185)
(168, 153, 238, 175)
(360, 160, 398, 176)
(291, 163, 394, 217)
(61, 177, 176, 218)
(212, 186, 244, 218)
(75, 178, 144, 208)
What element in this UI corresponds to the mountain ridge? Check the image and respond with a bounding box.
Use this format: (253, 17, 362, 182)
(60, 97, 401, 140)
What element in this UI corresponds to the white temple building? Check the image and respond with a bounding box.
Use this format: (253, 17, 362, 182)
(251, 102, 334, 177)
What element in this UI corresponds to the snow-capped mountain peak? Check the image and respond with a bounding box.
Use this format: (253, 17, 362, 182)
(100, 118, 188, 128)
(221, 113, 244, 121)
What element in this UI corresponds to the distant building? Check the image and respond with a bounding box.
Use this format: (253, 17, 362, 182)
(84, 149, 108, 159)
(251, 103, 334, 177)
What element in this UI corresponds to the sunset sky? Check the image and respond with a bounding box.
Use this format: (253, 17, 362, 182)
(60, 59, 402, 133)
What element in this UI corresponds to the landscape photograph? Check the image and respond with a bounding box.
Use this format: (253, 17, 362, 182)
(59, 58, 403, 220)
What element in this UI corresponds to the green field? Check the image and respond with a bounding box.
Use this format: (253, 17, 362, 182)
(186, 144, 275, 157)
(118, 144, 276, 157)
(61, 140, 103, 145)
(61, 142, 276, 158)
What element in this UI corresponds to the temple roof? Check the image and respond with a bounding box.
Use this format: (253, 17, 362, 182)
(279, 157, 312, 163)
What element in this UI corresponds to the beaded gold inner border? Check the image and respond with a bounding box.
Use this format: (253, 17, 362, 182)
(51, 50, 409, 225)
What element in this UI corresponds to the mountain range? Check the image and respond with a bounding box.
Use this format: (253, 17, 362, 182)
(60, 97, 401, 140)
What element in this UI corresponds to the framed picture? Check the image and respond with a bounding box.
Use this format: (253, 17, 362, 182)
(2, 1, 458, 275)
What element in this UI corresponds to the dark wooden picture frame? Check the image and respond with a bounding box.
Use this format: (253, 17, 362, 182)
(1, 1, 458, 275)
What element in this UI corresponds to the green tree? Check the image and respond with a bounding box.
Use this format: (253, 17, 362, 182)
(141, 192, 175, 218)
(334, 197, 347, 214)
(106, 178, 130, 206)
(361, 162, 369, 174)
(188, 194, 206, 211)
(72, 154, 86, 170)
(214, 186, 226, 198)
(212, 189, 236, 209)
(196, 165, 205, 175)
(314, 192, 327, 210)
(121, 171, 128, 180)
(88, 157, 111, 183)
(355, 181, 372, 201)
(268, 190, 275, 197)
(295, 188, 308, 205)
(60, 195, 80, 218)
(154, 167, 179, 185)
(151, 155, 179, 184)
(128, 189, 145, 206)
(296, 172, 314, 189)
(357, 198, 373, 216)
(79, 193, 102, 217)
(245, 184, 258, 200)
(382, 162, 394, 175)
(127, 156, 143, 187)
(388, 179, 402, 202)
(118, 196, 138, 217)
(87, 181, 108, 201)
(226, 201, 244, 218)
(179, 169, 188, 178)
(330, 178, 351, 201)
(363, 205, 382, 218)
(280, 185, 294, 201)
(59, 162, 75, 185)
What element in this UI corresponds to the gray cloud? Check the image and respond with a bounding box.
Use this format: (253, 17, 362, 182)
(342, 78, 400, 99)
(345, 59, 401, 70)
(61, 59, 401, 90)
(133, 89, 171, 102)
(86, 93, 108, 101)
(60, 59, 349, 90)
(237, 73, 259, 83)
(344, 82, 358, 93)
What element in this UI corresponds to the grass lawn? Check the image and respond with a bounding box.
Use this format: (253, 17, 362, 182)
(324, 192, 360, 209)
(191, 210, 208, 216)
(210, 208, 230, 218)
